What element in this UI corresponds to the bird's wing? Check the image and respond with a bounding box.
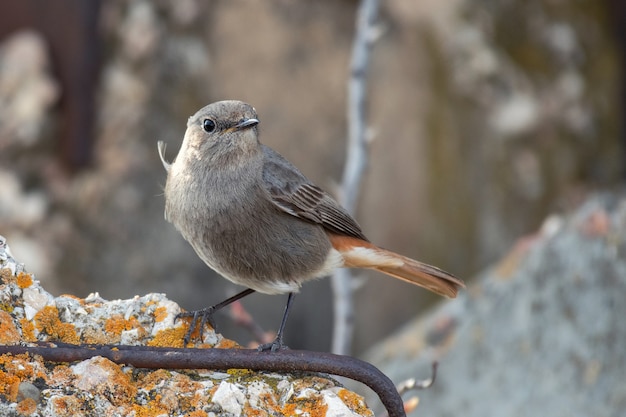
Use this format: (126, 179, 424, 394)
(261, 145, 368, 241)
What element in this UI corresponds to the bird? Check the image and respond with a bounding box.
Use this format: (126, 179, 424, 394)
(158, 100, 464, 351)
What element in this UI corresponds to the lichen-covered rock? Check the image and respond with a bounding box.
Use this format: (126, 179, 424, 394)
(364, 193, 626, 416)
(0, 236, 373, 416)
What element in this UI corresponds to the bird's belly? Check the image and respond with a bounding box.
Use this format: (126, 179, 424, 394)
(185, 207, 341, 294)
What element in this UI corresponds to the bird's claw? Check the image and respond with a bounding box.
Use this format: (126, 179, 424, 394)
(176, 307, 217, 345)
(257, 337, 288, 352)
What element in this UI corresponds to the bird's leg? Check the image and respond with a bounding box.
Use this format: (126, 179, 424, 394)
(258, 292, 296, 352)
(177, 288, 256, 345)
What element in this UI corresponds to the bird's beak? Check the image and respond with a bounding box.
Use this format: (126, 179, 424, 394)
(228, 118, 259, 132)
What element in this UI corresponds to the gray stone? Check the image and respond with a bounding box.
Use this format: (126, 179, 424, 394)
(364, 193, 626, 417)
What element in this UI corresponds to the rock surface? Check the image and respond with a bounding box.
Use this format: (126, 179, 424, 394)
(364, 193, 626, 417)
(0, 236, 373, 417)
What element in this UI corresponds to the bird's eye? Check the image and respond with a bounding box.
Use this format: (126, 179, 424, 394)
(203, 119, 216, 133)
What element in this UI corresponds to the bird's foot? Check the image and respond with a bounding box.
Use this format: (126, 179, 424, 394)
(176, 307, 217, 345)
(257, 336, 289, 352)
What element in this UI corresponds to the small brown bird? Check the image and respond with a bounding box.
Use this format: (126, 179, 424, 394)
(158, 100, 464, 350)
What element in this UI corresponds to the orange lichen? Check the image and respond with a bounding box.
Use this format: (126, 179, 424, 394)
(0, 310, 20, 344)
(241, 405, 267, 416)
(80, 327, 109, 344)
(133, 371, 208, 416)
(103, 314, 144, 343)
(0, 353, 47, 402)
(0, 353, 47, 382)
(137, 369, 173, 390)
(147, 327, 187, 348)
(0, 268, 12, 281)
(16, 397, 38, 415)
(184, 411, 208, 417)
(215, 338, 239, 349)
(50, 395, 84, 417)
(48, 364, 74, 388)
(0, 369, 20, 401)
(102, 359, 137, 403)
(207, 384, 219, 398)
(33, 305, 79, 344)
(19, 318, 36, 343)
(130, 398, 170, 417)
(153, 306, 168, 322)
(281, 403, 298, 415)
(15, 272, 33, 289)
(191, 390, 212, 410)
(58, 294, 81, 300)
(74, 357, 137, 406)
(173, 317, 206, 342)
(337, 388, 373, 416)
(259, 391, 278, 408)
(281, 393, 328, 417)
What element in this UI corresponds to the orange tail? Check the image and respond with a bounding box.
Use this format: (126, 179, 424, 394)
(330, 235, 465, 298)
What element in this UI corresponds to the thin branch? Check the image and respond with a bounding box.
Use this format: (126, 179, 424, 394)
(331, 0, 380, 356)
(0, 343, 406, 417)
(228, 301, 275, 346)
(377, 363, 439, 417)
(396, 362, 438, 394)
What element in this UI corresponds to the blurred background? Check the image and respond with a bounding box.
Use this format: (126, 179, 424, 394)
(0, 0, 623, 362)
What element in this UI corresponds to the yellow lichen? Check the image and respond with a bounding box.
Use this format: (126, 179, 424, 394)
(226, 368, 255, 379)
(0, 303, 14, 314)
(33, 306, 79, 344)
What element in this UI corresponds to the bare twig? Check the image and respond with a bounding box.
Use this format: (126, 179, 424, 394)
(228, 301, 275, 346)
(331, 0, 380, 356)
(0, 343, 407, 417)
(377, 363, 439, 417)
(396, 362, 438, 394)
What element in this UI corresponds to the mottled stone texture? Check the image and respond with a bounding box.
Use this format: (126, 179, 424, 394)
(364, 193, 626, 417)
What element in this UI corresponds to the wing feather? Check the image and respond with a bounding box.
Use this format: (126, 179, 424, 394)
(261, 145, 368, 241)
